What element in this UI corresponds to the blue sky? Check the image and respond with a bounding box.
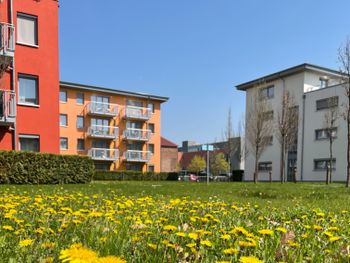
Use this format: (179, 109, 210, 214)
(59, 0, 350, 145)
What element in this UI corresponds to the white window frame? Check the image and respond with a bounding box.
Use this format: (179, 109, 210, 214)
(17, 13, 38, 47)
(18, 74, 39, 107)
(19, 134, 40, 152)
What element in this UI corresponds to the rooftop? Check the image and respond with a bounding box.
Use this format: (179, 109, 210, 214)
(235, 63, 343, 91)
(161, 137, 178, 148)
(60, 81, 169, 103)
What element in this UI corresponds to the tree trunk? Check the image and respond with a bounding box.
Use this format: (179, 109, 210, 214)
(329, 139, 333, 184)
(254, 145, 259, 184)
(280, 140, 284, 184)
(326, 166, 329, 185)
(347, 101, 350, 187)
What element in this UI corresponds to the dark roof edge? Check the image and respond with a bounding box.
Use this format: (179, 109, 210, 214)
(235, 63, 343, 91)
(60, 81, 169, 102)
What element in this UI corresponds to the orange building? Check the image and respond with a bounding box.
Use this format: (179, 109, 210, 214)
(59, 82, 168, 172)
(0, 0, 60, 153)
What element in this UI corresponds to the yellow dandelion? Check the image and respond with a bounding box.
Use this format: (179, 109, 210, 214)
(220, 234, 231, 240)
(240, 256, 263, 263)
(276, 227, 287, 233)
(19, 239, 34, 247)
(3, 225, 14, 231)
(329, 236, 341, 242)
(258, 229, 274, 236)
(147, 243, 157, 250)
(186, 243, 196, 248)
(59, 243, 98, 263)
(176, 232, 186, 237)
(163, 225, 177, 231)
(223, 248, 239, 255)
(188, 232, 199, 240)
(200, 240, 212, 247)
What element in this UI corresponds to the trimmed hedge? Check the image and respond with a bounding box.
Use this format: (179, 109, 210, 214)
(93, 170, 179, 181)
(0, 151, 94, 184)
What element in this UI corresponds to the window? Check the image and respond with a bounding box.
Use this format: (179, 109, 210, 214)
(77, 116, 84, 129)
(19, 135, 39, 152)
(17, 13, 38, 46)
(260, 85, 274, 99)
(127, 100, 142, 107)
(258, 162, 272, 172)
(263, 136, 273, 145)
(95, 163, 110, 170)
(76, 92, 84, 105)
(148, 123, 155, 133)
(60, 137, 68, 150)
(60, 90, 67, 103)
(320, 77, 329, 88)
(18, 74, 38, 105)
(316, 96, 338, 111)
(148, 165, 155, 172)
(127, 121, 142, 129)
(60, 114, 68, 127)
(314, 159, 336, 171)
(315, 128, 337, 140)
(262, 111, 274, 121)
(148, 144, 155, 154)
(126, 163, 143, 171)
(148, 103, 155, 113)
(77, 139, 85, 151)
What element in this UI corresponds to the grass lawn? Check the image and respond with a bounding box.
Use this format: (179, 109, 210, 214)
(0, 181, 350, 262)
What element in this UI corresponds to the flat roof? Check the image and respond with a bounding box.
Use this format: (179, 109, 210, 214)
(60, 81, 169, 103)
(235, 63, 343, 91)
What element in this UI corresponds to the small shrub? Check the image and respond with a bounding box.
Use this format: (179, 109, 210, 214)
(93, 170, 177, 181)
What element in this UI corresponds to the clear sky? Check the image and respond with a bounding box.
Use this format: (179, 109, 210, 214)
(59, 0, 350, 146)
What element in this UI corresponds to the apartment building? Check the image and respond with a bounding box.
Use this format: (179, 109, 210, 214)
(0, 0, 59, 153)
(59, 82, 168, 172)
(236, 63, 347, 182)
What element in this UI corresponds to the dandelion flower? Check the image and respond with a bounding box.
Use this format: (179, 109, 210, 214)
(240, 256, 263, 263)
(19, 239, 34, 247)
(97, 256, 127, 263)
(258, 229, 274, 236)
(223, 248, 239, 255)
(59, 243, 98, 263)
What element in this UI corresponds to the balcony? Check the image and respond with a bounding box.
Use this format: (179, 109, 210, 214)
(87, 102, 118, 117)
(0, 90, 15, 125)
(123, 150, 152, 163)
(87, 125, 118, 139)
(0, 23, 15, 58)
(124, 105, 152, 121)
(123, 128, 151, 141)
(88, 148, 119, 161)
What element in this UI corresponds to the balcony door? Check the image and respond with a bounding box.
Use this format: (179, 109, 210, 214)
(91, 118, 109, 136)
(92, 95, 110, 112)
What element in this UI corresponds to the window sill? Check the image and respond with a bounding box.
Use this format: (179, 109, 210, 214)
(60, 125, 68, 128)
(16, 42, 39, 48)
(60, 101, 67, 104)
(60, 148, 68, 151)
(17, 103, 40, 108)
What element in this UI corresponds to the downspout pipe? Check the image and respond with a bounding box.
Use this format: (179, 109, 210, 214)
(9, 0, 17, 150)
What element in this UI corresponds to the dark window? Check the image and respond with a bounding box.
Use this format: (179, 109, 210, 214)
(126, 163, 143, 171)
(258, 162, 272, 172)
(314, 159, 336, 171)
(60, 137, 68, 150)
(263, 136, 273, 145)
(148, 165, 155, 172)
(148, 103, 155, 113)
(60, 90, 67, 103)
(19, 135, 39, 152)
(17, 13, 38, 46)
(60, 114, 68, 126)
(316, 97, 338, 111)
(77, 139, 85, 151)
(148, 144, 155, 154)
(18, 74, 38, 105)
(95, 163, 110, 170)
(260, 85, 274, 99)
(262, 111, 274, 121)
(315, 128, 337, 140)
(127, 100, 142, 107)
(76, 92, 84, 105)
(77, 116, 84, 129)
(148, 123, 155, 133)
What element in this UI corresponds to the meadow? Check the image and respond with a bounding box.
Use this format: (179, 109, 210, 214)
(0, 181, 350, 262)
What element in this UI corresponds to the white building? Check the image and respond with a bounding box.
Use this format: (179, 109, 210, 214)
(236, 63, 347, 182)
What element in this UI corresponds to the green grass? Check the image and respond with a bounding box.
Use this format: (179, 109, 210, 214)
(4, 181, 350, 211)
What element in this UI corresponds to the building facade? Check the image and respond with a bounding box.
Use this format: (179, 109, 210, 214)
(237, 63, 347, 182)
(59, 82, 168, 172)
(160, 137, 178, 172)
(0, 0, 60, 153)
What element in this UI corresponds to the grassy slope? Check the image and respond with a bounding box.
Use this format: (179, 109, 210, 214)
(2, 181, 350, 211)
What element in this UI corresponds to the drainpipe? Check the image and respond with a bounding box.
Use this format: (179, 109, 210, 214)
(9, 0, 17, 150)
(300, 94, 306, 181)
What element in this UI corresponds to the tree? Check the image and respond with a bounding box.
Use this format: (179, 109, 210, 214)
(323, 96, 339, 184)
(246, 88, 273, 183)
(338, 37, 350, 187)
(223, 108, 238, 172)
(237, 113, 246, 170)
(210, 152, 229, 176)
(275, 90, 298, 183)
(187, 155, 206, 175)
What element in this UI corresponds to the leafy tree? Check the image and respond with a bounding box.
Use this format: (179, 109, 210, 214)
(188, 155, 206, 175)
(210, 153, 229, 176)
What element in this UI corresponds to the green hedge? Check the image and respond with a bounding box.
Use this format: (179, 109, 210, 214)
(93, 170, 179, 181)
(0, 151, 94, 184)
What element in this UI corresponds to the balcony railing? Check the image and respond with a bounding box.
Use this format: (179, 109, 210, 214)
(123, 128, 151, 141)
(123, 150, 152, 162)
(0, 90, 15, 125)
(87, 102, 118, 117)
(124, 105, 152, 120)
(88, 148, 119, 161)
(87, 125, 119, 139)
(0, 23, 15, 57)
